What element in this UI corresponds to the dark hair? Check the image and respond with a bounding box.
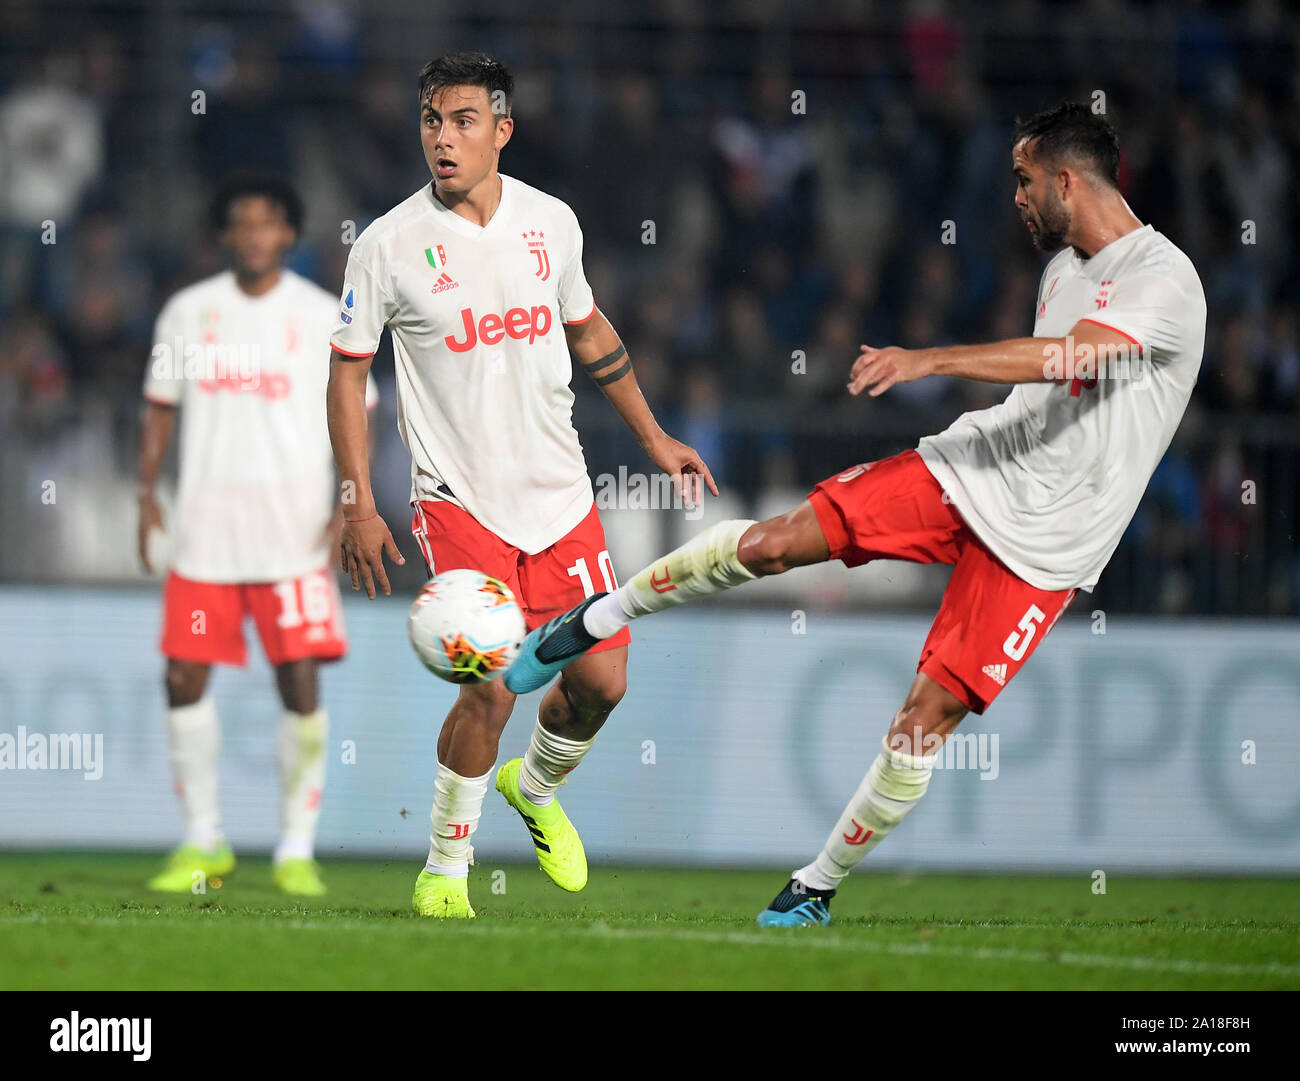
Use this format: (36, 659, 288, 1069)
(1012, 101, 1120, 187)
(209, 172, 304, 233)
(417, 50, 513, 117)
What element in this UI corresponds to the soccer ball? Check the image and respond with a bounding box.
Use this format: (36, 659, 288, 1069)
(408, 569, 527, 684)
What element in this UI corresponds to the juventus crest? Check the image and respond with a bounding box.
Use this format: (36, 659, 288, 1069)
(522, 230, 550, 281)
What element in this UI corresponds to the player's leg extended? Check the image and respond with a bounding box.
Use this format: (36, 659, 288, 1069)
(497, 645, 627, 892)
(414, 679, 516, 917)
(148, 660, 236, 891)
(504, 503, 829, 694)
(760, 525, 1077, 927)
(758, 675, 965, 926)
(270, 658, 328, 896)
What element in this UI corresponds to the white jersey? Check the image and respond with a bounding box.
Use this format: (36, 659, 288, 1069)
(144, 269, 378, 583)
(918, 224, 1206, 591)
(330, 174, 597, 554)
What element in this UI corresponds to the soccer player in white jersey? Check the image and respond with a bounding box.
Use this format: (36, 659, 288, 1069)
(326, 52, 715, 918)
(508, 102, 1208, 925)
(139, 174, 378, 896)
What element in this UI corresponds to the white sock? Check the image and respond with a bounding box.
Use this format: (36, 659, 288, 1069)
(274, 708, 328, 865)
(426, 764, 492, 876)
(165, 696, 223, 850)
(583, 593, 632, 640)
(793, 735, 938, 892)
(519, 716, 595, 806)
(582, 519, 758, 640)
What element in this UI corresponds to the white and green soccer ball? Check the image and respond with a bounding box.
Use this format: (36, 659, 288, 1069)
(408, 568, 527, 684)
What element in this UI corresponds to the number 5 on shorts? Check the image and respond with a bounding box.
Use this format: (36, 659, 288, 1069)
(1002, 604, 1046, 662)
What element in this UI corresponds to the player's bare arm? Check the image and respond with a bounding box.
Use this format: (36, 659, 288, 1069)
(326, 348, 405, 597)
(321, 413, 378, 551)
(137, 401, 178, 572)
(847, 318, 1140, 398)
(565, 309, 719, 505)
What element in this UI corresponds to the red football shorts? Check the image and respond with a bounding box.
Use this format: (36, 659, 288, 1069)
(809, 449, 1076, 713)
(410, 500, 631, 654)
(161, 567, 348, 667)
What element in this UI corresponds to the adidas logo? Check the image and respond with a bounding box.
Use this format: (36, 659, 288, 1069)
(430, 272, 460, 294)
(981, 663, 1007, 686)
(517, 810, 551, 853)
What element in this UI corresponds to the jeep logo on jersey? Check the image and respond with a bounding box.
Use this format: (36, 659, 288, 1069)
(445, 306, 553, 353)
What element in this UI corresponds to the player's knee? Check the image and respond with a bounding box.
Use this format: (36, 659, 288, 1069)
(456, 679, 515, 729)
(892, 681, 968, 748)
(737, 521, 794, 576)
(562, 667, 626, 717)
(164, 662, 208, 708)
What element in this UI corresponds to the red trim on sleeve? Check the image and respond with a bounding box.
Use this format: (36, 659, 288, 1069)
(563, 302, 597, 326)
(143, 393, 179, 408)
(330, 342, 376, 359)
(1079, 318, 1143, 356)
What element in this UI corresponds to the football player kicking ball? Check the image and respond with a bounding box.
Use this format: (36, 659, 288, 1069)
(506, 102, 1207, 925)
(326, 52, 715, 918)
(140, 174, 378, 896)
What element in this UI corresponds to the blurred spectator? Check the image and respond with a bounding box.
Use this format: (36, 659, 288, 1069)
(710, 71, 818, 294)
(0, 50, 103, 312)
(0, 51, 103, 230)
(193, 40, 292, 177)
(0, 309, 72, 436)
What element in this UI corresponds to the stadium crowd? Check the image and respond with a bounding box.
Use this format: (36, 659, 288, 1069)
(1, 0, 1296, 613)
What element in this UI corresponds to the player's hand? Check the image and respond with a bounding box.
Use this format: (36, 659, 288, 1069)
(138, 490, 164, 573)
(645, 433, 720, 508)
(848, 345, 934, 397)
(339, 512, 405, 598)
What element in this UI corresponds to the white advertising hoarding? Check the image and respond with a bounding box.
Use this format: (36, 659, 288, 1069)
(1, 587, 1297, 874)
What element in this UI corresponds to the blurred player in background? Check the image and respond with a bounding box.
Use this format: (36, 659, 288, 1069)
(327, 51, 715, 918)
(507, 102, 1207, 925)
(139, 174, 378, 896)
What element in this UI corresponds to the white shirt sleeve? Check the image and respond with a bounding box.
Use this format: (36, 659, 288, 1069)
(331, 234, 397, 357)
(557, 205, 596, 325)
(143, 296, 185, 406)
(1081, 273, 1190, 364)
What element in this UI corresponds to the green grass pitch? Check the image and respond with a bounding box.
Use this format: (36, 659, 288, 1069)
(1, 853, 1297, 990)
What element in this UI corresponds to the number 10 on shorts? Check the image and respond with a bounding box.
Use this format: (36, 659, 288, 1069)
(566, 551, 618, 597)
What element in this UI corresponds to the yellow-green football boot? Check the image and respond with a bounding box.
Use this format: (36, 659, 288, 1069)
(146, 842, 235, 892)
(495, 758, 587, 892)
(273, 858, 327, 896)
(412, 870, 475, 918)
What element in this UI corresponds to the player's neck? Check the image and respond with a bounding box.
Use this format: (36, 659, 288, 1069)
(233, 267, 282, 297)
(1069, 196, 1144, 261)
(432, 172, 503, 228)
